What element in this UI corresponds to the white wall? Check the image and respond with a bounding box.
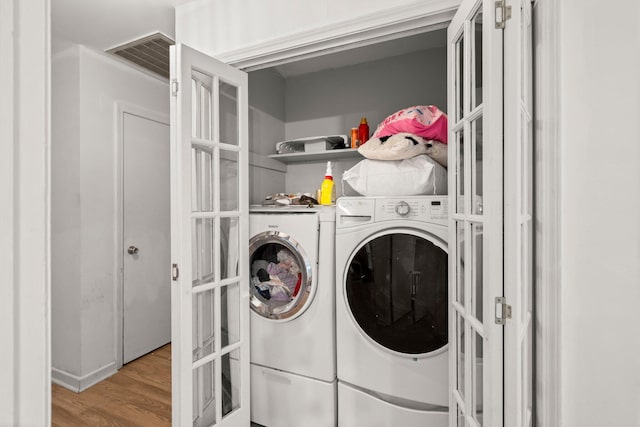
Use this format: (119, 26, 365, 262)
(51, 48, 82, 378)
(51, 45, 169, 391)
(557, 1, 640, 425)
(176, 0, 431, 56)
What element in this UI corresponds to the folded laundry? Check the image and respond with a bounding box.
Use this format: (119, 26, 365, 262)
(262, 193, 319, 207)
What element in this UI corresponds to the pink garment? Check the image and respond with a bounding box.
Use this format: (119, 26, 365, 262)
(266, 262, 298, 289)
(371, 105, 448, 144)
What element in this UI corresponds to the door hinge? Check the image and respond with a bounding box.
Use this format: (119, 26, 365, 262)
(172, 263, 180, 281)
(171, 80, 179, 96)
(495, 296, 512, 325)
(495, 0, 512, 29)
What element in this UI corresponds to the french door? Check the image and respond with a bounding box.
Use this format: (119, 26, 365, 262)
(448, 0, 533, 426)
(448, 0, 504, 425)
(170, 43, 250, 427)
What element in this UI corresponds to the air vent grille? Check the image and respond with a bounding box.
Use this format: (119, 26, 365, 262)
(107, 33, 174, 79)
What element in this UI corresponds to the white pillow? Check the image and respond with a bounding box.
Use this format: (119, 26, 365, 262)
(342, 155, 447, 197)
(358, 133, 429, 160)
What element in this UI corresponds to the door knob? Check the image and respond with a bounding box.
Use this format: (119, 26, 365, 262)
(127, 245, 139, 255)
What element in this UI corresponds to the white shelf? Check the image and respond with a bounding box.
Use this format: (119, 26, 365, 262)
(269, 149, 363, 163)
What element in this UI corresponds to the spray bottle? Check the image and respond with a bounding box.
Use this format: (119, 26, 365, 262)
(320, 161, 335, 205)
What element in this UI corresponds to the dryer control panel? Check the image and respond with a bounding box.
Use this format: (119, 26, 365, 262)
(376, 196, 448, 223)
(336, 196, 448, 228)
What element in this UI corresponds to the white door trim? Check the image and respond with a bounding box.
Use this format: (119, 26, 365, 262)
(114, 102, 170, 369)
(0, 0, 51, 425)
(532, 0, 561, 425)
(503, 0, 535, 424)
(0, 0, 18, 421)
(215, 0, 461, 71)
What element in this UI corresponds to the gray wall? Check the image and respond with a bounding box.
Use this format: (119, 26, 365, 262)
(248, 68, 287, 204)
(284, 46, 447, 140)
(249, 67, 286, 155)
(282, 46, 447, 197)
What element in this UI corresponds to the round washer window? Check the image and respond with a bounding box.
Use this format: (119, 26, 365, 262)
(249, 231, 313, 320)
(345, 232, 448, 355)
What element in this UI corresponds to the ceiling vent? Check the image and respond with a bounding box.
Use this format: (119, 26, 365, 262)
(107, 32, 174, 79)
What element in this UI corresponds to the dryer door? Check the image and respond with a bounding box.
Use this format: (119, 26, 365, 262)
(345, 229, 448, 356)
(249, 231, 314, 320)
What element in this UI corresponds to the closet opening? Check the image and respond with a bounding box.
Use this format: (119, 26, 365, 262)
(244, 28, 449, 205)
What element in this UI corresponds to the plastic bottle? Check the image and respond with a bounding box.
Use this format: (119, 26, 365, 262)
(350, 128, 359, 148)
(320, 161, 335, 205)
(358, 117, 370, 145)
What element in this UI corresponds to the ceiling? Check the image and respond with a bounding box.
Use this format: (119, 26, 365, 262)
(273, 29, 447, 78)
(51, 0, 190, 52)
(51, 0, 447, 78)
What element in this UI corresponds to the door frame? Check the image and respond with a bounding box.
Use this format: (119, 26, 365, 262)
(213, 0, 460, 71)
(216, 1, 560, 423)
(7, 0, 562, 424)
(1, 0, 51, 425)
(115, 101, 170, 369)
(531, 0, 561, 424)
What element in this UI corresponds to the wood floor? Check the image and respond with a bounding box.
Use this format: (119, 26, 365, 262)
(52, 344, 171, 426)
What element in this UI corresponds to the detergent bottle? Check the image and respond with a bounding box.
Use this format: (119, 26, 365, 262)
(320, 161, 335, 205)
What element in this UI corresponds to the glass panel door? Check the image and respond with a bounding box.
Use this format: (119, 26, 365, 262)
(448, 0, 504, 426)
(171, 43, 250, 427)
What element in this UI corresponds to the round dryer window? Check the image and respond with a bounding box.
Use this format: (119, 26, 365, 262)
(345, 231, 448, 355)
(249, 231, 313, 320)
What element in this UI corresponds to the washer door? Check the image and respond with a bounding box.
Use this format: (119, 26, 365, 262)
(249, 231, 313, 320)
(345, 229, 448, 356)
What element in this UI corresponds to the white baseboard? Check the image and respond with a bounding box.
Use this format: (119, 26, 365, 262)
(51, 361, 117, 393)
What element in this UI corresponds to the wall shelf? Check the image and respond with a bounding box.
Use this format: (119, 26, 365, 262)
(269, 148, 363, 164)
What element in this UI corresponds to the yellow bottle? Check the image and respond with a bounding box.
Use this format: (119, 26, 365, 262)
(320, 161, 335, 205)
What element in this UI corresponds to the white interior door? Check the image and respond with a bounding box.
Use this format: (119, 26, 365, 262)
(170, 43, 250, 427)
(123, 112, 171, 364)
(447, 0, 504, 426)
(504, 0, 534, 425)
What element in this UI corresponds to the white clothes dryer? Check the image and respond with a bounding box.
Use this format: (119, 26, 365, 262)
(335, 196, 449, 427)
(249, 205, 336, 427)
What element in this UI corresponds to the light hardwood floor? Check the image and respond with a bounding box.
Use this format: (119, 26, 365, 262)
(52, 344, 171, 426)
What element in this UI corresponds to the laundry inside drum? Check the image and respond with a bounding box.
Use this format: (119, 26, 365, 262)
(250, 242, 307, 318)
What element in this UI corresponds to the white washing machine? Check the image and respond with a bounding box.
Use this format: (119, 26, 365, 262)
(249, 205, 336, 427)
(335, 196, 449, 427)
